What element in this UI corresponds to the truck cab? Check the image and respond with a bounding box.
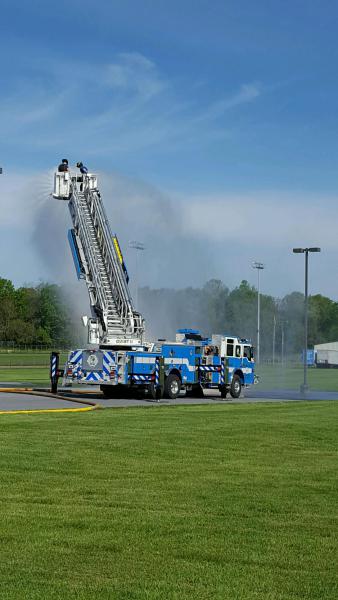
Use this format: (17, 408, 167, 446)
(176, 329, 255, 398)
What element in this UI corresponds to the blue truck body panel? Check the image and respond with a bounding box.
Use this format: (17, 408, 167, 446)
(63, 333, 255, 393)
(68, 229, 85, 280)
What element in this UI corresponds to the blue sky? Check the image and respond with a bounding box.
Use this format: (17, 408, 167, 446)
(0, 0, 337, 297)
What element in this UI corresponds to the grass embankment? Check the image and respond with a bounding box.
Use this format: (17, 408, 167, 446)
(256, 364, 338, 392)
(0, 402, 337, 599)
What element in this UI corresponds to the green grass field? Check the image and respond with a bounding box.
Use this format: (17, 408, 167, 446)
(0, 367, 50, 385)
(0, 352, 68, 386)
(0, 402, 336, 599)
(256, 365, 338, 392)
(0, 351, 68, 367)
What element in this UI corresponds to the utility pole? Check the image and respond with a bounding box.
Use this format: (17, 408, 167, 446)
(272, 314, 276, 365)
(252, 261, 265, 364)
(280, 320, 286, 366)
(129, 241, 145, 310)
(273, 298, 282, 366)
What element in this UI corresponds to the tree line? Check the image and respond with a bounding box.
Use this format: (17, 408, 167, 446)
(140, 279, 338, 359)
(0, 278, 77, 347)
(1, 276, 338, 357)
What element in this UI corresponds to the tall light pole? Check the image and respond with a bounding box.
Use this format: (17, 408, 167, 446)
(252, 261, 265, 364)
(129, 241, 145, 310)
(293, 247, 321, 393)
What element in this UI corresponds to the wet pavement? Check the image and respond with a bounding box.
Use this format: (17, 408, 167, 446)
(0, 386, 337, 412)
(246, 388, 338, 401)
(0, 392, 91, 412)
(62, 386, 338, 407)
(100, 389, 338, 407)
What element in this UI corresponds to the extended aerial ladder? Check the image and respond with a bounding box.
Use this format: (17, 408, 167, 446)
(53, 169, 144, 347)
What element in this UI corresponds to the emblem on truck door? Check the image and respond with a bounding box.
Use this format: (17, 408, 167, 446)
(87, 354, 99, 368)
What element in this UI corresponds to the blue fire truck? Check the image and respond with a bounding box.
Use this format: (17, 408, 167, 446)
(51, 168, 255, 400)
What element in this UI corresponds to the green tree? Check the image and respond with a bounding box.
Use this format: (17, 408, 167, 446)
(225, 280, 257, 341)
(278, 292, 304, 357)
(37, 284, 73, 346)
(309, 294, 338, 345)
(202, 279, 229, 333)
(15, 287, 40, 323)
(6, 319, 36, 345)
(0, 278, 16, 340)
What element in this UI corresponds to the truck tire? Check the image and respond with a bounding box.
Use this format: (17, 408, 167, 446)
(164, 374, 181, 399)
(219, 384, 228, 399)
(100, 384, 124, 399)
(230, 375, 242, 399)
(186, 384, 204, 398)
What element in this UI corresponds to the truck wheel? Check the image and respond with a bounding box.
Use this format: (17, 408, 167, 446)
(164, 374, 181, 399)
(219, 385, 228, 399)
(230, 375, 242, 398)
(100, 384, 123, 399)
(186, 384, 204, 398)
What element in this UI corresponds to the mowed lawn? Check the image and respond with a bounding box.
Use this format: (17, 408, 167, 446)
(0, 367, 50, 386)
(0, 403, 336, 599)
(0, 352, 68, 386)
(255, 364, 338, 392)
(0, 352, 68, 368)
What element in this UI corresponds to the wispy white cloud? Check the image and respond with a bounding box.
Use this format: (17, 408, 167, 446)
(103, 52, 167, 99)
(191, 83, 261, 124)
(179, 192, 338, 249)
(0, 86, 68, 136)
(0, 52, 262, 156)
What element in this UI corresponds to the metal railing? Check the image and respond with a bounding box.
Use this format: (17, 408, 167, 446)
(69, 176, 144, 343)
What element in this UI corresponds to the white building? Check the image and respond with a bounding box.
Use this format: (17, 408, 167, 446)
(314, 342, 338, 367)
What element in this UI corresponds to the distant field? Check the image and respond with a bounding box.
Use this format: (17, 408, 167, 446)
(0, 352, 68, 386)
(0, 351, 68, 367)
(256, 364, 338, 392)
(0, 402, 336, 600)
(0, 367, 50, 386)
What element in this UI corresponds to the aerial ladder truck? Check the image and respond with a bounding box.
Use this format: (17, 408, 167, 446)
(51, 166, 255, 400)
